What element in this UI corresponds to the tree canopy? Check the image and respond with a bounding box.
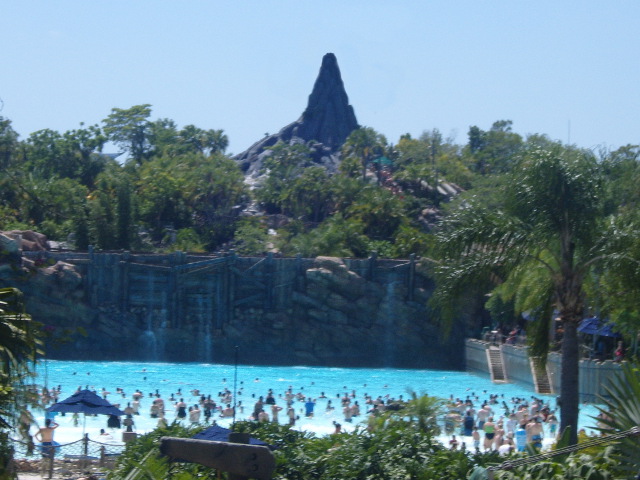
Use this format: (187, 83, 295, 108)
(429, 143, 640, 444)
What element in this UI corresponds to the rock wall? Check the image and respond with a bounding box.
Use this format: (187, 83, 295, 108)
(2, 247, 465, 369)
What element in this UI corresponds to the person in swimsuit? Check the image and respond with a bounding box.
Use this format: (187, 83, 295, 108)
(35, 419, 58, 460)
(526, 417, 544, 449)
(176, 398, 187, 419)
(483, 417, 496, 451)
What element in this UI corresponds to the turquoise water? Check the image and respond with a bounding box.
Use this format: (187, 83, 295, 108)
(30, 360, 600, 444)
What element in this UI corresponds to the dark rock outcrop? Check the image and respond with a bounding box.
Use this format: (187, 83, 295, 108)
(235, 53, 359, 177)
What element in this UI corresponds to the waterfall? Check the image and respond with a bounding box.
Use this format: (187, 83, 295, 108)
(196, 295, 213, 363)
(200, 312, 213, 363)
(156, 292, 168, 359)
(141, 311, 158, 361)
(380, 279, 398, 367)
(138, 274, 167, 361)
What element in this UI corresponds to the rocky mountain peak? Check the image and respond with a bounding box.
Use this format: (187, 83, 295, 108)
(235, 53, 359, 176)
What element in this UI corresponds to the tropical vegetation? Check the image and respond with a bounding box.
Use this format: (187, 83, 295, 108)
(2, 106, 640, 463)
(107, 414, 625, 480)
(595, 362, 640, 477)
(428, 144, 640, 444)
(0, 288, 41, 479)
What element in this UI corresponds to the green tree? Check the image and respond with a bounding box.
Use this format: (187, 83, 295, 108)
(430, 144, 636, 445)
(344, 185, 406, 241)
(23, 125, 107, 185)
(465, 120, 523, 175)
(234, 217, 269, 255)
(254, 143, 315, 214)
(116, 176, 134, 250)
(135, 156, 190, 241)
(134, 152, 247, 249)
(86, 164, 135, 250)
(5, 174, 88, 240)
(592, 210, 640, 356)
(60, 125, 108, 187)
(148, 118, 180, 158)
(181, 153, 248, 248)
(283, 213, 369, 258)
(369, 391, 445, 435)
(283, 166, 333, 223)
(177, 125, 229, 156)
(601, 144, 640, 215)
(0, 117, 19, 170)
(103, 104, 153, 164)
(341, 127, 387, 182)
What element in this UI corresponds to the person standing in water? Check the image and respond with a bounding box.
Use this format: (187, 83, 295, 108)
(175, 398, 187, 419)
(35, 418, 59, 467)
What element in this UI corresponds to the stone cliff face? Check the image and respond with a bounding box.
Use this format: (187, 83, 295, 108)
(235, 53, 359, 177)
(222, 256, 451, 368)
(1, 247, 465, 369)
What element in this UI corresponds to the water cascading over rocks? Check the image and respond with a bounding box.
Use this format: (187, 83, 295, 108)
(235, 53, 360, 177)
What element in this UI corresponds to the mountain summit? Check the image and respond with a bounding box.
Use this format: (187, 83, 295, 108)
(235, 53, 359, 176)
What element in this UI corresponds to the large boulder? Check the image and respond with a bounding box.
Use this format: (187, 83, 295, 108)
(1, 230, 50, 251)
(0, 232, 20, 255)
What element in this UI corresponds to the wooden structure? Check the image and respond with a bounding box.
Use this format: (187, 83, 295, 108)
(529, 356, 553, 394)
(486, 345, 507, 383)
(160, 436, 275, 480)
(33, 249, 420, 332)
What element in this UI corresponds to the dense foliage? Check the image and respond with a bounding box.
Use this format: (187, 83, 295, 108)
(0, 288, 41, 479)
(595, 363, 640, 476)
(0, 109, 570, 258)
(107, 418, 624, 480)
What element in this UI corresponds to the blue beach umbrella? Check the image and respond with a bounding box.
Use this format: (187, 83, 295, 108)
(578, 316, 621, 338)
(46, 389, 125, 437)
(578, 317, 602, 335)
(46, 389, 125, 416)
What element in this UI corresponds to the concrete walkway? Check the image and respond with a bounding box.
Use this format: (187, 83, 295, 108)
(15, 459, 111, 479)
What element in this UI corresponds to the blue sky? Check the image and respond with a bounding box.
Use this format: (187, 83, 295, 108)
(2, 1, 639, 155)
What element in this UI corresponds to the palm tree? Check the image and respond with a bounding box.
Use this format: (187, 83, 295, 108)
(429, 144, 638, 445)
(0, 287, 41, 475)
(369, 390, 445, 436)
(0, 287, 40, 387)
(595, 362, 640, 476)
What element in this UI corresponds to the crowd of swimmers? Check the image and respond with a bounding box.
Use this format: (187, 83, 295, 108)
(444, 391, 560, 454)
(33, 377, 576, 456)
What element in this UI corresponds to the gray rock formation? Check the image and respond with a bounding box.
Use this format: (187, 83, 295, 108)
(1, 230, 50, 252)
(235, 53, 359, 177)
(2, 250, 465, 369)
